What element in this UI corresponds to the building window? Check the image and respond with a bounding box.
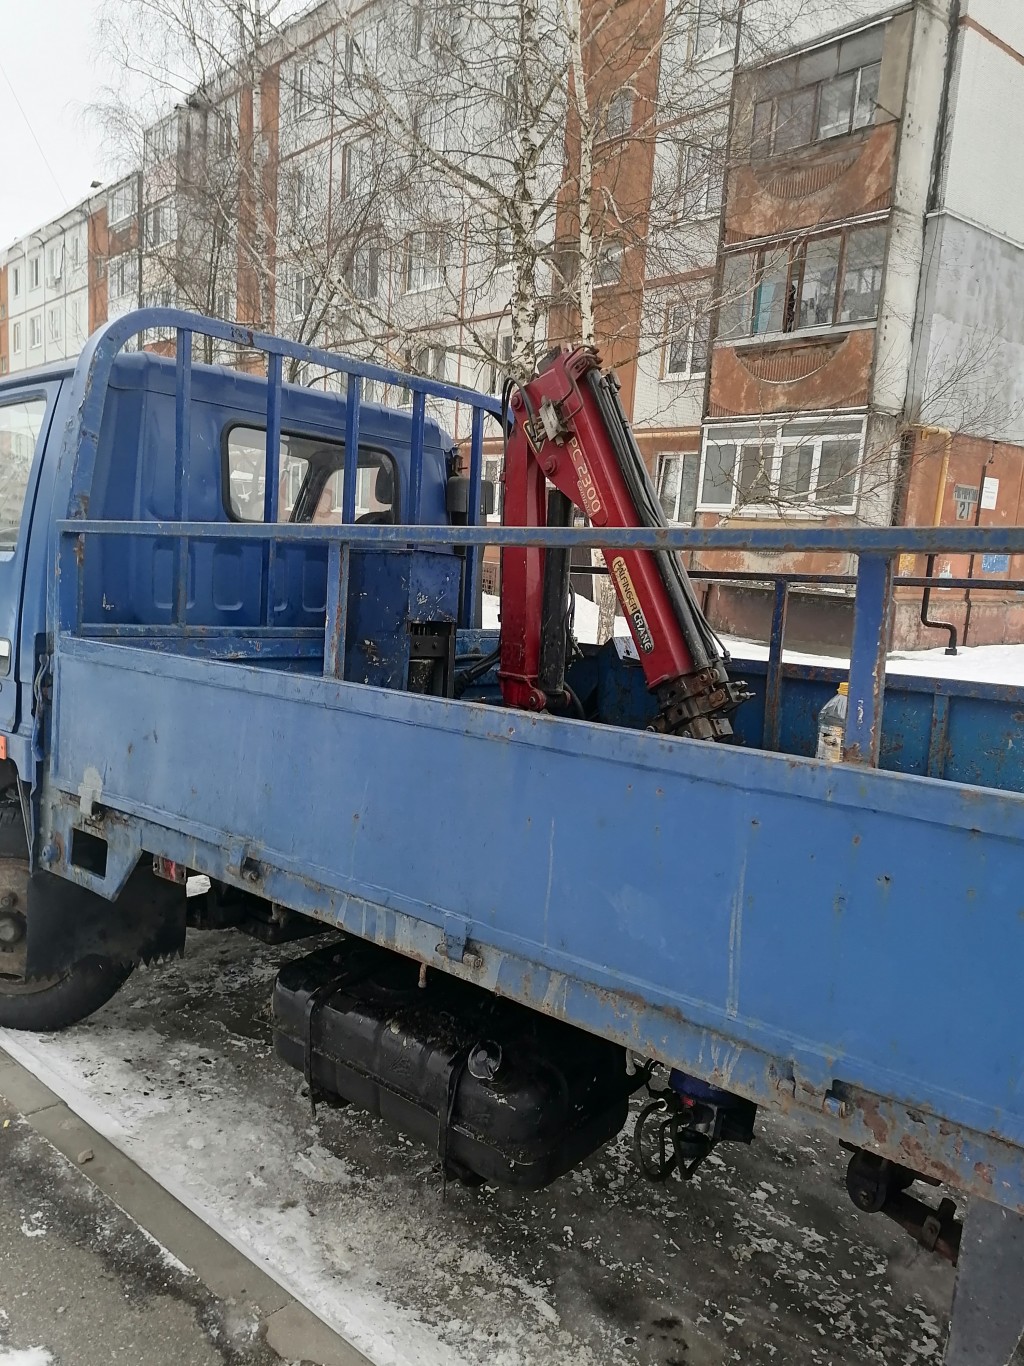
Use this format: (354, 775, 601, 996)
(11, 322, 21, 352)
(594, 241, 623, 287)
(414, 344, 446, 381)
(340, 139, 370, 198)
(657, 452, 700, 524)
(28, 315, 42, 349)
(411, 1, 424, 53)
(292, 62, 312, 119)
(484, 455, 502, 521)
(141, 288, 174, 340)
(404, 230, 445, 292)
(494, 215, 512, 267)
(47, 246, 63, 283)
(47, 307, 61, 343)
(144, 118, 176, 162)
(290, 163, 313, 221)
(698, 418, 863, 512)
(487, 334, 514, 393)
(502, 74, 518, 131)
(664, 295, 711, 377)
(11, 266, 20, 299)
(144, 202, 175, 248)
(29, 256, 41, 291)
(603, 90, 634, 140)
(109, 253, 139, 301)
(214, 110, 233, 157)
(693, 0, 734, 58)
(108, 181, 137, 227)
(290, 270, 315, 319)
(719, 223, 886, 340)
(71, 298, 83, 338)
(0, 397, 46, 543)
(751, 29, 883, 159)
(676, 135, 725, 218)
(346, 243, 380, 300)
(70, 234, 82, 269)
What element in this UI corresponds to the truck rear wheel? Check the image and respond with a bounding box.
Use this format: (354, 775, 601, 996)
(0, 794, 133, 1031)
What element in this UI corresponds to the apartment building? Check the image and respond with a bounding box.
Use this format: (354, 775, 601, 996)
(689, 0, 1024, 648)
(0, 174, 142, 376)
(2, 197, 100, 373)
(2, 0, 1020, 648)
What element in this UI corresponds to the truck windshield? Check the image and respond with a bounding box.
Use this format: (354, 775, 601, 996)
(226, 426, 396, 524)
(0, 396, 46, 550)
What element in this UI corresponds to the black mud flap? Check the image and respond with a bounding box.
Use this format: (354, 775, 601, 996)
(24, 860, 187, 977)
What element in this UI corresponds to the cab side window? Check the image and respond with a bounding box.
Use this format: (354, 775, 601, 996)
(225, 426, 396, 524)
(0, 397, 46, 550)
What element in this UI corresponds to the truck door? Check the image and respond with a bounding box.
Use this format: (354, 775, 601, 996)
(0, 382, 59, 735)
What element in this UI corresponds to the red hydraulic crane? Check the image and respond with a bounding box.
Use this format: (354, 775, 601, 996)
(497, 346, 748, 741)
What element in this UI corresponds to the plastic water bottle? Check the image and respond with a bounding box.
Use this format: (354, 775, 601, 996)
(816, 682, 848, 762)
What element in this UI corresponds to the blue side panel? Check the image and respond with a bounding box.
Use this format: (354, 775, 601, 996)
(584, 647, 1024, 795)
(79, 354, 456, 633)
(47, 639, 1024, 1179)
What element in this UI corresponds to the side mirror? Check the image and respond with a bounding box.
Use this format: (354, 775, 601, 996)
(446, 475, 496, 523)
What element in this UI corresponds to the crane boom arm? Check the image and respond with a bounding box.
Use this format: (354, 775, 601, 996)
(498, 347, 748, 741)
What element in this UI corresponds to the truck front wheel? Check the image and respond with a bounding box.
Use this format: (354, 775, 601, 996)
(0, 797, 133, 1031)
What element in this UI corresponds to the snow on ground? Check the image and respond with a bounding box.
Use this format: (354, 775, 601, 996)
(482, 592, 601, 643)
(482, 592, 1024, 685)
(0, 931, 966, 1366)
(0, 1352, 55, 1365)
(715, 635, 1024, 687)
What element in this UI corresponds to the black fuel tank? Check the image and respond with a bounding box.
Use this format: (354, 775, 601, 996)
(273, 940, 631, 1188)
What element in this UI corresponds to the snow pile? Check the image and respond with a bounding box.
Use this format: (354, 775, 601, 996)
(482, 591, 601, 643)
(715, 635, 1024, 687)
(0, 1351, 55, 1365)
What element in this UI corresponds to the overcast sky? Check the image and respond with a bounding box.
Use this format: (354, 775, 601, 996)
(0, 1, 117, 246)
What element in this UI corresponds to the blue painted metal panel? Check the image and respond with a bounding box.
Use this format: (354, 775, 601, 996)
(586, 645, 1024, 794)
(35, 307, 1024, 1231)
(44, 637, 1024, 1205)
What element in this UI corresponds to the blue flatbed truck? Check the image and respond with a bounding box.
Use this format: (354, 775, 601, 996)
(1, 309, 1023, 1361)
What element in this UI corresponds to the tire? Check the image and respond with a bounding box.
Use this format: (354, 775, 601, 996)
(0, 786, 134, 1031)
(0, 956, 134, 1032)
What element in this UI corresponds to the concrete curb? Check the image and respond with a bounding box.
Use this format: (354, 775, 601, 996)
(0, 1047, 371, 1366)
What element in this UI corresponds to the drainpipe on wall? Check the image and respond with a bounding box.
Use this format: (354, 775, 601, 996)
(963, 445, 996, 647)
(918, 425, 958, 654)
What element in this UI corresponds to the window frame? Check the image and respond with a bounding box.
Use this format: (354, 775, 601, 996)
(662, 293, 711, 379)
(221, 421, 400, 526)
(696, 416, 866, 516)
(656, 451, 701, 525)
(28, 315, 42, 350)
(692, 0, 734, 60)
(676, 133, 725, 219)
(108, 182, 137, 228)
(0, 388, 51, 553)
(145, 201, 176, 249)
(594, 240, 623, 289)
(11, 322, 22, 353)
(602, 89, 635, 141)
(291, 62, 312, 120)
(403, 229, 445, 293)
(717, 220, 887, 342)
(752, 57, 882, 160)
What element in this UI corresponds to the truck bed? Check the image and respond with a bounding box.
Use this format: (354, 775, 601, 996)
(46, 623, 1024, 1208)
